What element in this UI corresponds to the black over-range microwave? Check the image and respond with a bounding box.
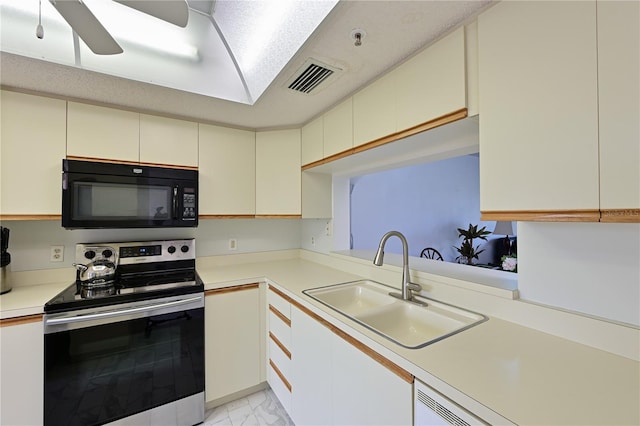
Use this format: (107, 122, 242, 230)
(62, 159, 198, 229)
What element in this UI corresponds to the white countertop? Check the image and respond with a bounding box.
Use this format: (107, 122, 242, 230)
(2, 255, 638, 425)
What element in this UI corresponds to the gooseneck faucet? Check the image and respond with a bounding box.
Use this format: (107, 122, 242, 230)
(373, 231, 423, 302)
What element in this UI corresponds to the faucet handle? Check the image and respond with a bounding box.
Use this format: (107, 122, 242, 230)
(407, 282, 422, 293)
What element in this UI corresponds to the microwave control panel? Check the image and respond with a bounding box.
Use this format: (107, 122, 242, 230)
(182, 188, 197, 220)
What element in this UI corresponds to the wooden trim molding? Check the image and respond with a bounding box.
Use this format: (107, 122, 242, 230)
(301, 108, 468, 171)
(291, 300, 414, 384)
(269, 359, 292, 392)
(199, 214, 256, 219)
(269, 331, 292, 359)
(600, 209, 640, 223)
(66, 155, 198, 171)
(481, 210, 601, 222)
(0, 215, 60, 221)
(0, 314, 43, 327)
(269, 305, 292, 327)
(204, 283, 259, 296)
(269, 285, 295, 305)
(254, 214, 302, 219)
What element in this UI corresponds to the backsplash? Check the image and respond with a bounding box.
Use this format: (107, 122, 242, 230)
(4, 219, 302, 271)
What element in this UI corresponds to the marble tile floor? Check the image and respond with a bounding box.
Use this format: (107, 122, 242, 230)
(204, 388, 294, 426)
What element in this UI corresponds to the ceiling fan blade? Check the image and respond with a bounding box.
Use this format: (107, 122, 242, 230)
(49, 0, 123, 55)
(115, 1, 189, 28)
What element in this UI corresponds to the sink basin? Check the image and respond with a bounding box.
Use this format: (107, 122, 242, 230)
(303, 280, 487, 349)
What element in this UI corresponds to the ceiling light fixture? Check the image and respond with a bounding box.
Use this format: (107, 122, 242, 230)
(351, 28, 366, 47)
(35, 0, 43, 39)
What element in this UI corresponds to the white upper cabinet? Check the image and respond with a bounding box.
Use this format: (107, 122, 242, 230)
(478, 0, 600, 220)
(323, 97, 353, 158)
(199, 124, 255, 216)
(1, 90, 66, 216)
(597, 0, 640, 220)
(139, 114, 198, 167)
(395, 27, 466, 131)
(301, 115, 324, 166)
(255, 129, 301, 216)
(353, 71, 397, 147)
(67, 101, 140, 162)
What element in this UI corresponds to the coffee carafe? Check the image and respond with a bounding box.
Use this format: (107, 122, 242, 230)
(1, 227, 12, 294)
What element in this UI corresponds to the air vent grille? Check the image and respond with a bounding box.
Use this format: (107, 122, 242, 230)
(286, 59, 340, 94)
(417, 389, 472, 426)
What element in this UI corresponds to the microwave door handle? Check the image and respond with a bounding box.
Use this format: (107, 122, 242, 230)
(173, 186, 179, 220)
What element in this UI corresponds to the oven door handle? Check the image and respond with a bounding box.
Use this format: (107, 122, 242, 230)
(45, 296, 202, 327)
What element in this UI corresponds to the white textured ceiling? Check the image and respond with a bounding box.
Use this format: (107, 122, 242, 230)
(0, 0, 494, 130)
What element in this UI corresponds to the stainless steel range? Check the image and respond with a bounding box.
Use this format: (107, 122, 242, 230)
(44, 239, 205, 426)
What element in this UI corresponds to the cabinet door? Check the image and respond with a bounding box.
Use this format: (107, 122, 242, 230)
(205, 285, 261, 403)
(0, 317, 43, 425)
(290, 307, 333, 426)
(323, 97, 353, 157)
(353, 73, 396, 147)
(597, 0, 640, 219)
(331, 334, 412, 425)
(395, 27, 466, 131)
(67, 102, 140, 162)
(139, 114, 198, 167)
(199, 124, 256, 216)
(1, 91, 66, 216)
(301, 115, 324, 166)
(255, 129, 301, 216)
(478, 1, 600, 219)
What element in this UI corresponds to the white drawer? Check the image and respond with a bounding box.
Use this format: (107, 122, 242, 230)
(268, 286, 291, 319)
(269, 336, 291, 380)
(268, 309, 291, 349)
(268, 360, 291, 414)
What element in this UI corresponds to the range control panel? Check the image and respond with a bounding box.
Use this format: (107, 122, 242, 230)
(76, 239, 195, 265)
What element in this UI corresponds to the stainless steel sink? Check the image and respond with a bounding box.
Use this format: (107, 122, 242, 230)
(303, 280, 487, 349)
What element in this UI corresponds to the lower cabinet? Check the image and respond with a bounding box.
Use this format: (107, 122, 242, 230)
(204, 284, 263, 404)
(0, 315, 44, 425)
(290, 305, 413, 425)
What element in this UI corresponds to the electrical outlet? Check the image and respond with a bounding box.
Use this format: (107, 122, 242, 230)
(50, 245, 64, 262)
(325, 220, 332, 236)
(311, 236, 315, 246)
(228, 239, 237, 251)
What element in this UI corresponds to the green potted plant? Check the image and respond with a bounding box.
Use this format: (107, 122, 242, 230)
(454, 223, 491, 265)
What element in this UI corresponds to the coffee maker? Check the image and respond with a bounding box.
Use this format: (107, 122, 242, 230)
(1, 227, 12, 294)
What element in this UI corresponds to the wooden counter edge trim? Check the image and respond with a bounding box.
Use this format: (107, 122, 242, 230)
(481, 210, 601, 222)
(0, 215, 60, 221)
(205, 283, 259, 296)
(0, 313, 43, 327)
(268, 285, 296, 305)
(66, 156, 198, 171)
(269, 359, 292, 392)
(301, 108, 468, 172)
(269, 331, 292, 359)
(292, 300, 414, 384)
(269, 305, 292, 327)
(600, 209, 640, 223)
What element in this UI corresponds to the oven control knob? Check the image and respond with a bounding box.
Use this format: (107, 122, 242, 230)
(84, 250, 96, 260)
(180, 245, 189, 253)
(102, 249, 113, 258)
(167, 245, 176, 254)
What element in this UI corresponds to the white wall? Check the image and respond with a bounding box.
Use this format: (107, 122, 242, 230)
(4, 219, 301, 271)
(518, 222, 640, 326)
(349, 155, 495, 262)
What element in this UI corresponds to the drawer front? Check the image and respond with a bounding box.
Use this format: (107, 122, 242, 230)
(268, 286, 291, 320)
(269, 337, 291, 380)
(268, 360, 291, 413)
(268, 309, 291, 349)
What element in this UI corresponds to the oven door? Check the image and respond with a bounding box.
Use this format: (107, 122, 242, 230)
(44, 294, 205, 426)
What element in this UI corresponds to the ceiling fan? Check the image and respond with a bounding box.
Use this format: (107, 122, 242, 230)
(48, 0, 189, 55)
